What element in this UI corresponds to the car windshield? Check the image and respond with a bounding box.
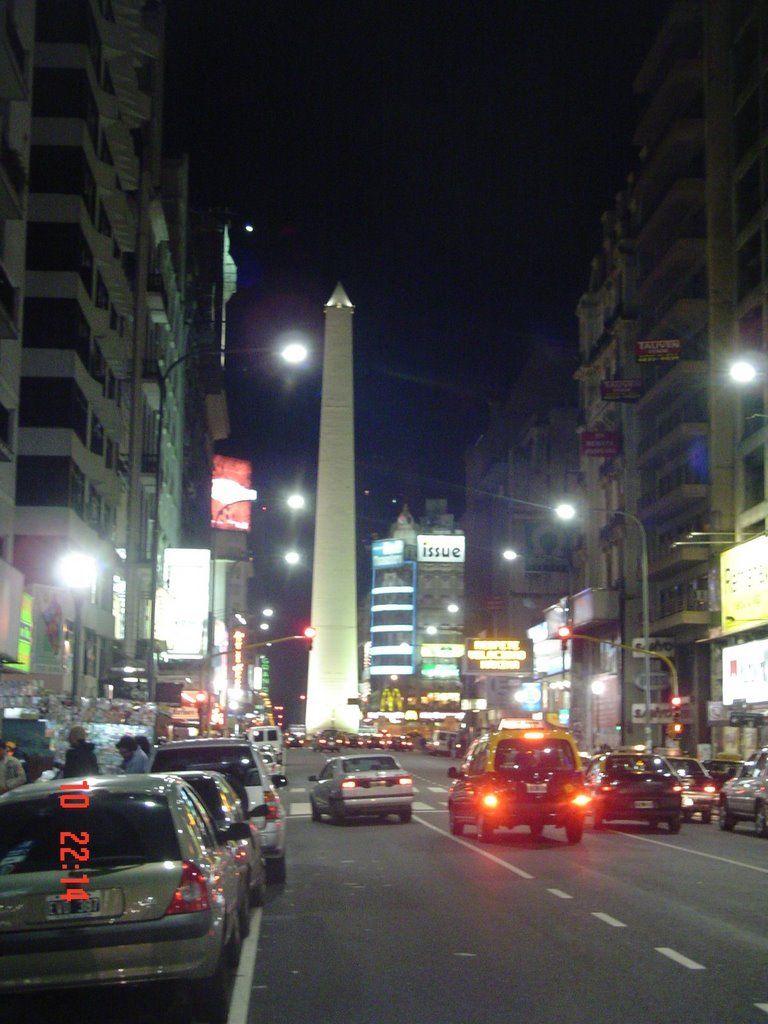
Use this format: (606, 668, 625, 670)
(668, 758, 707, 777)
(494, 738, 576, 772)
(605, 755, 670, 775)
(0, 791, 179, 874)
(342, 757, 399, 773)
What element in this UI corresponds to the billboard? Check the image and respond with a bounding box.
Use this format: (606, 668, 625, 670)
(160, 549, 211, 659)
(416, 535, 465, 562)
(720, 535, 768, 628)
(211, 455, 255, 532)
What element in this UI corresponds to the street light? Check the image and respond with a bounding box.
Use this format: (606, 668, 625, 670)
(146, 341, 308, 701)
(556, 503, 652, 751)
(57, 552, 97, 698)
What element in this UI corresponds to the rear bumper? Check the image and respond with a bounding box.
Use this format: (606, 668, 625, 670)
(599, 797, 680, 821)
(453, 800, 584, 829)
(339, 794, 413, 816)
(0, 912, 222, 992)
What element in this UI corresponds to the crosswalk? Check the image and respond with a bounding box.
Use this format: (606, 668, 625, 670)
(285, 785, 448, 817)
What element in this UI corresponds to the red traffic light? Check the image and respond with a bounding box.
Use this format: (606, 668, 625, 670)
(194, 691, 208, 704)
(672, 721, 683, 735)
(303, 625, 317, 650)
(670, 695, 682, 707)
(556, 625, 572, 640)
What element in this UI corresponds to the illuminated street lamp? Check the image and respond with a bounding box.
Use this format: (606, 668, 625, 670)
(57, 552, 97, 698)
(284, 550, 301, 566)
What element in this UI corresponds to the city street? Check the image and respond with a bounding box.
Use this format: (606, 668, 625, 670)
(7, 748, 768, 1024)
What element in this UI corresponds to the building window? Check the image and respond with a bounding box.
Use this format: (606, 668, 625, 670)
(23, 298, 90, 367)
(19, 378, 88, 446)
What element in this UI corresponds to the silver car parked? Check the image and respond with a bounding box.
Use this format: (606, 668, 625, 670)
(719, 746, 768, 835)
(309, 753, 414, 824)
(0, 775, 248, 1021)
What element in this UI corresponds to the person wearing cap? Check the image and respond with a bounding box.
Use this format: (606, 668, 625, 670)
(62, 725, 100, 779)
(0, 738, 26, 794)
(116, 734, 149, 774)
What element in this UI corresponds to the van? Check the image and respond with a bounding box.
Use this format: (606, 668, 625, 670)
(429, 729, 459, 756)
(248, 725, 285, 766)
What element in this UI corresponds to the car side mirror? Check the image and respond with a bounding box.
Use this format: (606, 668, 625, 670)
(308, 775, 317, 782)
(271, 773, 288, 788)
(249, 803, 268, 819)
(218, 821, 251, 842)
(447, 766, 460, 779)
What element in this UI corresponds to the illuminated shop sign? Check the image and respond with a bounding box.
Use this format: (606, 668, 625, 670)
(421, 663, 461, 679)
(720, 535, 768, 628)
(161, 549, 211, 659)
(465, 637, 530, 673)
(420, 643, 464, 658)
(722, 637, 768, 706)
(416, 535, 465, 563)
(372, 539, 404, 568)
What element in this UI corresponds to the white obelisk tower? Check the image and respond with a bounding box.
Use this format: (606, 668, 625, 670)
(305, 283, 360, 733)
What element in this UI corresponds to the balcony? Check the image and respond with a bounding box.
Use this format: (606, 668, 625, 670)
(638, 480, 709, 521)
(636, 360, 707, 414)
(146, 272, 169, 326)
(637, 237, 706, 300)
(637, 421, 707, 469)
(0, 261, 17, 338)
(652, 587, 710, 637)
(634, 58, 703, 149)
(648, 542, 710, 581)
(0, 137, 24, 219)
(572, 587, 620, 630)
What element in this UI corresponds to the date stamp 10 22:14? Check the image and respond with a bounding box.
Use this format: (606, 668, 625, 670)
(58, 780, 91, 901)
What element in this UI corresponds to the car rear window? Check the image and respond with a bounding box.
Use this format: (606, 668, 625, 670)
(152, 746, 258, 785)
(342, 757, 399, 773)
(668, 759, 707, 777)
(0, 791, 179, 874)
(605, 755, 670, 776)
(494, 739, 576, 772)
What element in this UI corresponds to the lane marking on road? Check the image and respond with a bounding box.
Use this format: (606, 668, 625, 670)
(655, 947, 706, 970)
(547, 888, 573, 899)
(414, 815, 534, 878)
(605, 830, 768, 874)
(428, 786, 448, 793)
(591, 912, 626, 927)
(453, 952, 477, 957)
(754, 1004, 768, 1013)
(290, 786, 307, 794)
(228, 907, 263, 1024)
(414, 801, 436, 810)
(289, 802, 311, 816)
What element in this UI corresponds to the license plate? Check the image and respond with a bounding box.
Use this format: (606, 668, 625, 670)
(526, 784, 547, 794)
(682, 796, 694, 807)
(46, 893, 102, 919)
(634, 800, 654, 809)
(369, 779, 387, 786)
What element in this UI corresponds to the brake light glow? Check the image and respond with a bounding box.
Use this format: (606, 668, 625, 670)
(341, 779, 357, 789)
(523, 731, 545, 740)
(166, 861, 210, 915)
(571, 793, 591, 807)
(672, 784, 683, 792)
(398, 776, 412, 786)
(264, 790, 281, 820)
(482, 792, 499, 809)
(703, 784, 716, 793)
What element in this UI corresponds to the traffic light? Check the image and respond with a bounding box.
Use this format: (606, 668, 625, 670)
(670, 695, 683, 736)
(556, 624, 572, 651)
(303, 625, 317, 651)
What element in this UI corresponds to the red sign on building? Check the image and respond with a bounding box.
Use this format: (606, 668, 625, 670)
(635, 339, 681, 362)
(580, 431, 621, 457)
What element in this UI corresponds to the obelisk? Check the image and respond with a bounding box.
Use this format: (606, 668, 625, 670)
(305, 283, 360, 733)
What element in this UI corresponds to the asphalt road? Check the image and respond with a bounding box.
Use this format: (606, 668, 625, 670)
(7, 749, 768, 1023)
(247, 748, 768, 1024)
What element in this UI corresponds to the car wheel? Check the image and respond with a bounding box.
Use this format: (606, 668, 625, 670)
(719, 798, 736, 831)
(449, 814, 464, 836)
(477, 815, 494, 842)
(529, 822, 544, 839)
(701, 811, 712, 825)
(330, 800, 345, 826)
(755, 801, 768, 837)
(682, 810, 692, 822)
(399, 807, 412, 823)
(667, 814, 681, 834)
(310, 797, 322, 822)
(192, 948, 232, 1023)
(226, 912, 243, 968)
(266, 855, 286, 884)
(565, 818, 584, 844)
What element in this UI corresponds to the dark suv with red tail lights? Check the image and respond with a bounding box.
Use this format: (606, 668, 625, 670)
(447, 720, 589, 844)
(664, 755, 717, 823)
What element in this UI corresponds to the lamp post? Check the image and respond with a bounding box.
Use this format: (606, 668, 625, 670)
(145, 342, 309, 702)
(555, 503, 652, 750)
(58, 552, 97, 699)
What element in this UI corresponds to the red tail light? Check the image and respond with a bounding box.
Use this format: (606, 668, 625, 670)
(482, 792, 499, 809)
(572, 793, 591, 807)
(398, 776, 412, 786)
(703, 784, 716, 793)
(166, 861, 210, 915)
(341, 779, 357, 789)
(672, 784, 683, 792)
(265, 790, 281, 820)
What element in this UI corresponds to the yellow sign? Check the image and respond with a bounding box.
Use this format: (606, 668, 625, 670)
(720, 536, 768, 628)
(466, 638, 528, 672)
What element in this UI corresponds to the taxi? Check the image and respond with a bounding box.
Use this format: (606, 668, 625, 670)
(447, 719, 590, 844)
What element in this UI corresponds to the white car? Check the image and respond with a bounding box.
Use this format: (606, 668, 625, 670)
(309, 753, 413, 824)
(151, 739, 288, 881)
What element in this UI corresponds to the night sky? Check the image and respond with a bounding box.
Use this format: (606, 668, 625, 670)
(163, 1, 671, 707)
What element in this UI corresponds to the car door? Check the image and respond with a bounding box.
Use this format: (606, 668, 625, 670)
(178, 784, 240, 924)
(741, 751, 768, 813)
(314, 759, 337, 810)
(451, 739, 488, 820)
